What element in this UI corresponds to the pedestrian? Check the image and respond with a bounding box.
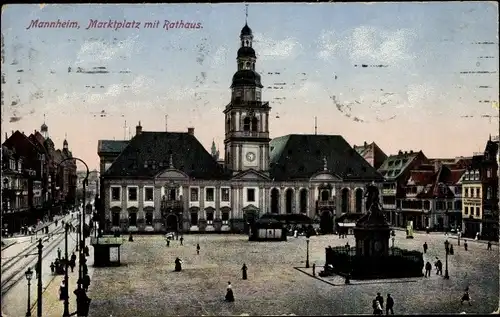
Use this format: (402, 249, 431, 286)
(57, 247, 62, 259)
(461, 287, 472, 306)
(196, 243, 200, 255)
(372, 298, 382, 315)
(464, 240, 468, 251)
(449, 244, 454, 255)
(241, 263, 248, 280)
(487, 241, 492, 250)
(59, 280, 67, 301)
(71, 252, 77, 263)
(70, 258, 76, 272)
(180, 236, 184, 246)
(50, 262, 55, 274)
(84, 245, 89, 257)
(435, 258, 443, 275)
(175, 257, 182, 272)
(425, 261, 432, 277)
(376, 292, 384, 310)
(83, 274, 91, 292)
(225, 281, 234, 302)
(312, 263, 316, 276)
(386, 294, 394, 315)
(129, 233, 134, 242)
(167, 239, 170, 247)
(423, 242, 428, 254)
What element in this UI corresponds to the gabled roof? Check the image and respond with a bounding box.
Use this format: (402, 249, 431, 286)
(378, 150, 426, 179)
(410, 163, 465, 199)
(97, 140, 129, 155)
(353, 141, 388, 169)
(103, 132, 228, 179)
(269, 134, 383, 181)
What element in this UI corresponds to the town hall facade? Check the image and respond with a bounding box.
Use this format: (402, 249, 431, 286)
(99, 22, 384, 234)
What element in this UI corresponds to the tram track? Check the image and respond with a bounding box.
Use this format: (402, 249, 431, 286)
(1, 219, 79, 297)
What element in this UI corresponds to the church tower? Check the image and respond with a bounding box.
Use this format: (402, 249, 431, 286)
(41, 114, 49, 139)
(223, 14, 271, 174)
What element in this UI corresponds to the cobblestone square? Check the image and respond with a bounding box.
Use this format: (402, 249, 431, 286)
(87, 232, 498, 316)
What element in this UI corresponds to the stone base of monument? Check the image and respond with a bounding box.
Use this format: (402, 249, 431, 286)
(324, 246, 424, 280)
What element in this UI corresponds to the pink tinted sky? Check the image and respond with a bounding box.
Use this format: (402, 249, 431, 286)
(1, 3, 499, 170)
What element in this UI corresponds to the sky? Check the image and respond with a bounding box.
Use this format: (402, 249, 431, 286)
(1, 3, 499, 170)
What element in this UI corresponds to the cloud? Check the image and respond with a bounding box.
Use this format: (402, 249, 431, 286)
(318, 26, 416, 68)
(406, 82, 435, 107)
(76, 35, 141, 64)
(254, 33, 302, 61)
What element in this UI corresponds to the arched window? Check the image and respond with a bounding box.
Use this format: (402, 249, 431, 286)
(245, 40, 249, 46)
(245, 62, 250, 69)
(271, 188, 280, 214)
(321, 190, 329, 201)
(243, 117, 250, 131)
(285, 189, 294, 214)
(299, 189, 308, 213)
(226, 118, 231, 131)
(251, 117, 258, 132)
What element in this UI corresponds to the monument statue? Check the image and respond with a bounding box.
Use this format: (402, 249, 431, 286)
(365, 182, 381, 213)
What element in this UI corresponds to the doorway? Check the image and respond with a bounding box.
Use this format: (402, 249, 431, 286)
(166, 214, 178, 231)
(320, 210, 334, 234)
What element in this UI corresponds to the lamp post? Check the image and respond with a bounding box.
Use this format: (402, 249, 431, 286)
(25, 267, 33, 317)
(305, 237, 310, 268)
(36, 239, 43, 317)
(63, 223, 70, 316)
(444, 239, 450, 279)
(57, 157, 89, 316)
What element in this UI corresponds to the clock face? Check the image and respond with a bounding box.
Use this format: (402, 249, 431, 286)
(246, 152, 256, 162)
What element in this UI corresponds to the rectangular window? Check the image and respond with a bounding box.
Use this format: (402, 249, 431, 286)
(221, 188, 230, 202)
(475, 207, 480, 216)
(206, 188, 215, 202)
(145, 187, 154, 201)
(190, 212, 198, 226)
(464, 206, 469, 215)
(447, 202, 452, 210)
(111, 187, 121, 201)
(112, 212, 120, 226)
(475, 188, 480, 198)
(146, 212, 153, 226)
(128, 187, 138, 201)
(487, 169, 492, 178)
(129, 212, 137, 226)
(190, 188, 199, 201)
(247, 188, 255, 202)
(206, 210, 214, 224)
(222, 211, 229, 225)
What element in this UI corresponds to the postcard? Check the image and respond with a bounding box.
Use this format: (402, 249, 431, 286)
(1, 3, 498, 316)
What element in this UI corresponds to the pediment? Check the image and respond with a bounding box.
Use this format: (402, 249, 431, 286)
(110, 206, 121, 212)
(155, 168, 189, 180)
(242, 204, 259, 212)
(127, 206, 138, 212)
(144, 206, 155, 212)
(310, 171, 342, 181)
(204, 206, 216, 212)
(232, 169, 270, 181)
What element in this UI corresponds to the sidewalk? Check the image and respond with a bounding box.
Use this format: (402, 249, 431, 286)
(31, 236, 95, 317)
(391, 227, 499, 245)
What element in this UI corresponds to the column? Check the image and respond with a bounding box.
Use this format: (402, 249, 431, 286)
(280, 187, 286, 214)
(259, 186, 264, 216)
(295, 187, 300, 213)
(138, 185, 144, 219)
(199, 185, 205, 217)
(264, 187, 270, 214)
(308, 186, 315, 217)
(238, 145, 243, 171)
(215, 185, 221, 218)
(154, 185, 162, 219)
(235, 112, 241, 131)
(238, 185, 244, 218)
(121, 185, 127, 219)
(259, 145, 264, 170)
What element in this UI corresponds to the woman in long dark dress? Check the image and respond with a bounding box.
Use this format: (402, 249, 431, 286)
(225, 282, 234, 302)
(241, 264, 247, 280)
(175, 257, 182, 272)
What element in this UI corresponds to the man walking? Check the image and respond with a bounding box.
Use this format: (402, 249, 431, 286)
(423, 242, 428, 254)
(487, 241, 492, 250)
(196, 243, 200, 255)
(57, 247, 62, 260)
(386, 294, 394, 315)
(435, 258, 443, 275)
(376, 292, 384, 310)
(425, 261, 432, 277)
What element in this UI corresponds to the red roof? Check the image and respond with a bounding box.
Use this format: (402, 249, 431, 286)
(408, 170, 435, 185)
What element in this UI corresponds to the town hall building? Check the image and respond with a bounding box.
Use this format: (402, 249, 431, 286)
(99, 22, 384, 234)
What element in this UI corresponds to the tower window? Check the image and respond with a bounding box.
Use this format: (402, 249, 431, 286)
(251, 117, 258, 132)
(245, 62, 250, 69)
(226, 118, 231, 131)
(245, 40, 249, 46)
(243, 117, 251, 131)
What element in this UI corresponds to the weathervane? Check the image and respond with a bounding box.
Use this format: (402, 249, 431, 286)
(323, 156, 328, 171)
(169, 154, 174, 169)
(245, 4, 249, 24)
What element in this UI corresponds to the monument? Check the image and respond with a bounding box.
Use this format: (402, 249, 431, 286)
(322, 183, 424, 279)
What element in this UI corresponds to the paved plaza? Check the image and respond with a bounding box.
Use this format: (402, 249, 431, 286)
(87, 231, 499, 316)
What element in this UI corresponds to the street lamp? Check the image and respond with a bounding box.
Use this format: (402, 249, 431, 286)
(305, 237, 310, 268)
(444, 240, 450, 279)
(391, 230, 396, 255)
(25, 267, 33, 317)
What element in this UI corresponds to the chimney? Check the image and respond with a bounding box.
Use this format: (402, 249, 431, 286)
(136, 121, 142, 136)
(187, 127, 194, 135)
(364, 141, 367, 147)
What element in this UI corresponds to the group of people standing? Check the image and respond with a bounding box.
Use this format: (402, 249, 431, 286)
(372, 293, 394, 315)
